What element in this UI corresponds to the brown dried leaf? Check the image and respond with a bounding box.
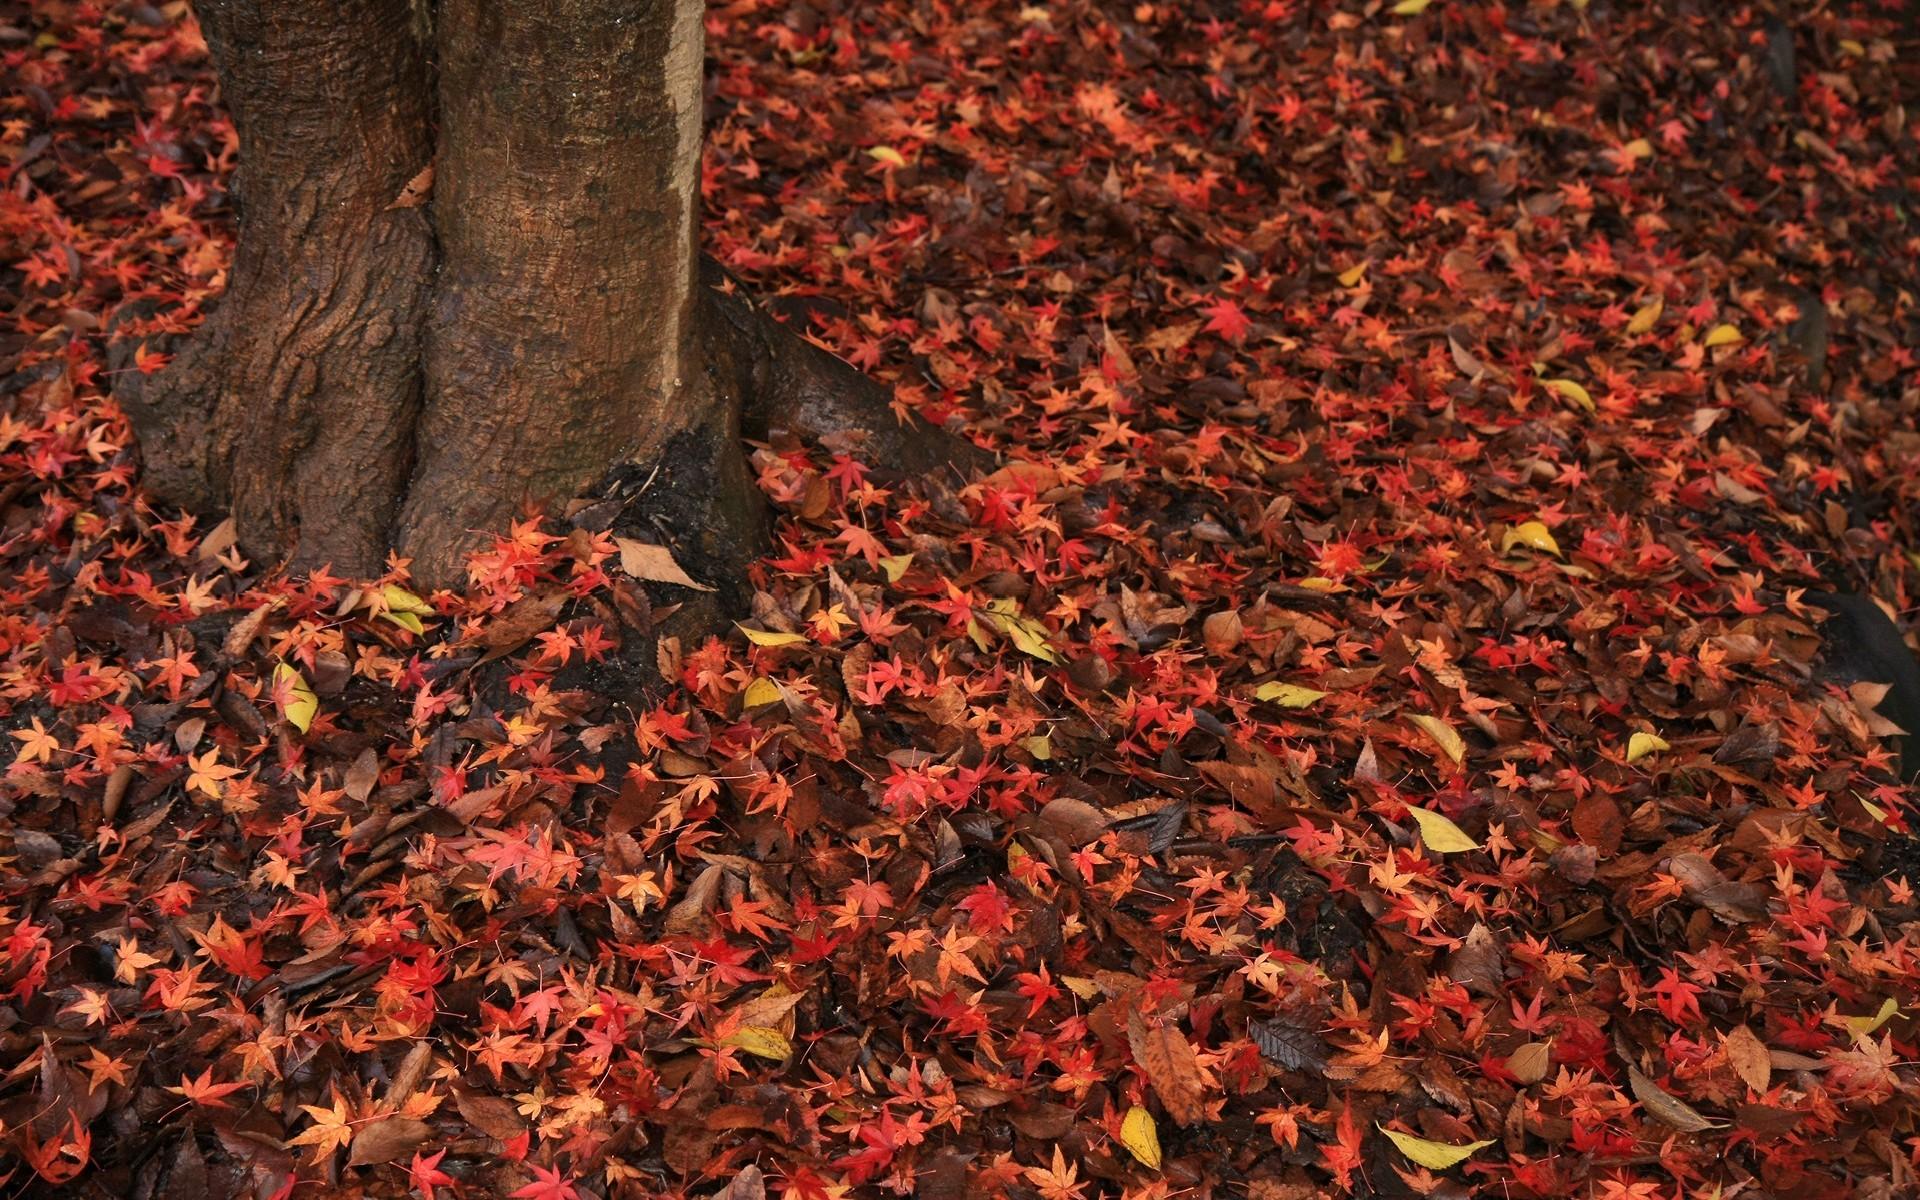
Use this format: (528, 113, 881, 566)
(345, 1117, 432, 1166)
(616, 536, 714, 592)
(1629, 1067, 1721, 1132)
(1723, 1025, 1771, 1094)
(1127, 1010, 1207, 1126)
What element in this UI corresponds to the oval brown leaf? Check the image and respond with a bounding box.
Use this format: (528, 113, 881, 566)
(1127, 1010, 1207, 1126)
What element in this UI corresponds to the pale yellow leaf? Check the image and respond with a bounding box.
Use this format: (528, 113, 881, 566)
(1022, 734, 1053, 761)
(375, 584, 431, 634)
(1625, 731, 1670, 763)
(737, 624, 810, 649)
(1120, 1106, 1162, 1171)
(979, 598, 1060, 663)
(868, 145, 907, 167)
(1389, 0, 1434, 13)
(1843, 998, 1900, 1041)
(1337, 262, 1369, 287)
(275, 663, 317, 734)
(1542, 377, 1593, 412)
(741, 678, 784, 709)
(878, 553, 914, 582)
(1407, 714, 1466, 765)
(1703, 323, 1744, 348)
(724, 1025, 792, 1060)
(1406, 804, 1479, 852)
(1255, 682, 1328, 708)
(1379, 1127, 1494, 1170)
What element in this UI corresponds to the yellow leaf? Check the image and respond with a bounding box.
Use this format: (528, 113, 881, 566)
(1255, 682, 1328, 708)
(742, 678, 784, 709)
(868, 145, 907, 168)
(1625, 731, 1670, 763)
(275, 663, 317, 734)
(375, 585, 431, 633)
(1063, 975, 1100, 1000)
(1297, 576, 1337, 590)
(1379, 1127, 1495, 1170)
(737, 624, 810, 649)
(724, 1025, 792, 1060)
(1500, 520, 1562, 557)
(1627, 295, 1664, 335)
(1844, 998, 1900, 1041)
(1621, 137, 1653, 160)
(1407, 714, 1466, 765)
(979, 599, 1061, 663)
(1022, 734, 1053, 761)
(1861, 796, 1891, 825)
(879, 553, 914, 582)
(1703, 323, 1744, 348)
(1542, 377, 1593, 412)
(1390, 0, 1433, 13)
(1120, 1106, 1162, 1171)
(1337, 262, 1369, 287)
(382, 584, 433, 614)
(1406, 805, 1479, 852)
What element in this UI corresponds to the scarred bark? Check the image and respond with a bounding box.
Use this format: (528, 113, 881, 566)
(120, 0, 980, 594)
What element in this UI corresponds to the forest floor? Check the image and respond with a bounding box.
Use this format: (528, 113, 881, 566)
(7, 1, 1920, 1198)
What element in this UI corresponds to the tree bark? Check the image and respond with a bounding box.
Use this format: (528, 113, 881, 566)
(118, 0, 435, 576)
(119, 0, 979, 594)
(400, 0, 706, 585)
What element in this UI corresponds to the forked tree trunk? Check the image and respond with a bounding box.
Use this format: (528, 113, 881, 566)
(118, 0, 975, 594)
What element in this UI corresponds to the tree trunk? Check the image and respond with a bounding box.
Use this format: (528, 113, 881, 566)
(118, 0, 979, 595)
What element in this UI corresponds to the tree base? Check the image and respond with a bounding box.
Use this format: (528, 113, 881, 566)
(114, 258, 987, 597)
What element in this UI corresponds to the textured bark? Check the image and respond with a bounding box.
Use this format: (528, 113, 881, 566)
(399, 0, 707, 585)
(119, 0, 434, 576)
(122, 0, 978, 593)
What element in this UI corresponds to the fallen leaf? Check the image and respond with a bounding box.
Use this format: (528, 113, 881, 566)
(1120, 1106, 1161, 1170)
(723, 1026, 791, 1061)
(1379, 1126, 1495, 1170)
(1629, 1067, 1722, 1132)
(1127, 1011, 1207, 1126)
(1499, 520, 1562, 557)
(1406, 714, 1466, 765)
(737, 624, 810, 649)
(1625, 731, 1670, 763)
(1626, 295, 1664, 334)
(274, 663, 317, 733)
(1407, 805, 1479, 853)
(1255, 681, 1327, 708)
(1542, 378, 1594, 412)
(616, 537, 713, 591)
(1723, 1025, 1770, 1093)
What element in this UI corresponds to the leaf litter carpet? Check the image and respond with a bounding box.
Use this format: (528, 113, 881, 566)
(5, 1, 1920, 1197)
